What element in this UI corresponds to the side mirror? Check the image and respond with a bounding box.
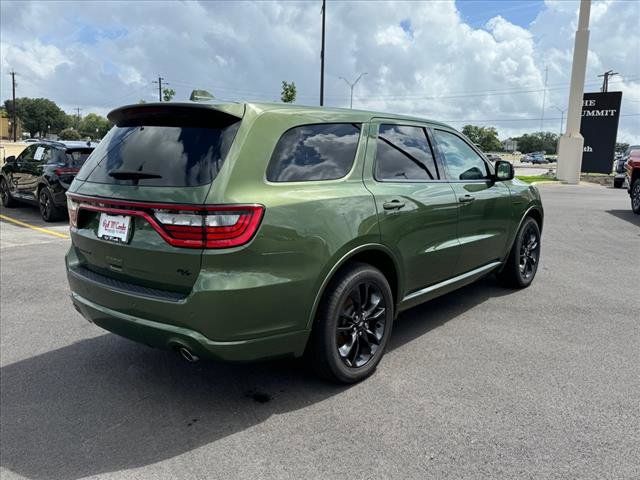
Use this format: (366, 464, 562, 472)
(495, 160, 514, 181)
(4, 155, 16, 165)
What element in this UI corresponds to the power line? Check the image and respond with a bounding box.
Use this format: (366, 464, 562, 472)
(351, 77, 638, 102)
(442, 113, 639, 124)
(167, 75, 639, 104)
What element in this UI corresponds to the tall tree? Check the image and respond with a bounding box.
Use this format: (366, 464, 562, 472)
(162, 88, 176, 102)
(280, 81, 297, 103)
(514, 132, 560, 154)
(3, 97, 68, 137)
(615, 142, 629, 153)
(58, 128, 82, 140)
(462, 125, 502, 152)
(79, 113, 112, 138)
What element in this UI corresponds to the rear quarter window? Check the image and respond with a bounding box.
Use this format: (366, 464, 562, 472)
(266, 123, 361, 182)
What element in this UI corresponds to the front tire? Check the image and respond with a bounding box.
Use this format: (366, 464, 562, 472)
(38, 187, 64, 222)
(498, 216, 541, 288)
(0, 177, 18, 207)
(631, 179, 640, 214)
(309, 263, 394, 384)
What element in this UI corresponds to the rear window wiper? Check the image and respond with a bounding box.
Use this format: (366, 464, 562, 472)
(108, 170, 163, 180)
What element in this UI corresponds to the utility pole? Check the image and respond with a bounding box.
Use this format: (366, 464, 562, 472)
(339, 72, 367, 109)
(153, 76, 165, 102)
(598, 70, 618, 92)
(540, 66, 548, 131)
(75, 108, 82, 129)
(320, 0, 325, 106)
(557, 0, 591, 184)
(9, 70, 17, 141)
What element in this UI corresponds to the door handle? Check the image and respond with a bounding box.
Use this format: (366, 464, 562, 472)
(383, 200, 406, 210)
(458, 195, 475, 204)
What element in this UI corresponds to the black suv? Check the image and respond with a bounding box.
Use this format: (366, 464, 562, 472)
(1, 140, 95, 221)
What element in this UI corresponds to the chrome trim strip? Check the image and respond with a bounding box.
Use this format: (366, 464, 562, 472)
(402, 261, 502, 302)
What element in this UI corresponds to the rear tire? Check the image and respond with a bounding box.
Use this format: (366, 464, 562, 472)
(632, 179, 640, 215)
(0, 177, 18, 207)
(309, 262, 394, 384)
(498, 216, 541, 289)
(613, 178, 623, 188)
(39, 187, 65, 222)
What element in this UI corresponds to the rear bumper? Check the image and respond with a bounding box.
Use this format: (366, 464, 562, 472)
(71, 291, 309, 362)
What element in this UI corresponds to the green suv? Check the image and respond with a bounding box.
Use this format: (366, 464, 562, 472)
(66, 102, 543, 383)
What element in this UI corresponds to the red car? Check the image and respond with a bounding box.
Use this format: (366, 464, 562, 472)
(625, 148, 640, 214)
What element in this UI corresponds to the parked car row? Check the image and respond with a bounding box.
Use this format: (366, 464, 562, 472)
(520, 152, 549, 164)
(1, 140, 95, 221)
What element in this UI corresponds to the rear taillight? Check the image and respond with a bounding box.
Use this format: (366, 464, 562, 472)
(67, 196, 79, 228)
(153, 206, 264, 248)
(55, 167, 80, 176)
(66, 194, 264, 249)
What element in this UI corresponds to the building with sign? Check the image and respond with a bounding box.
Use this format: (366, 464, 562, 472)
(580, 91, 622, 173)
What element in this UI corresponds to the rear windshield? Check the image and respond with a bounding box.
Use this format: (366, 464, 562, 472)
(77, 121, 240, 187)
(65, 149, 94, 168)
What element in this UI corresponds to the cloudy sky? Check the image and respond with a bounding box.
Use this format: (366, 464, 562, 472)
(1, 0, 639, 142)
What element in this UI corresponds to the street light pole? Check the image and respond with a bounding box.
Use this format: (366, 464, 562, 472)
(553, 106, 566, 136)
(320, 0, 326, 106)
(557, 0, 591, 184)
(339, 72, 367, 109)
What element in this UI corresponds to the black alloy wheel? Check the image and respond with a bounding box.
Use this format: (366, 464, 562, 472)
(309, 263, 394, 383)
(38, 187, 63, 222)
(519, 222, 540, 281)
(632, 180, 640, 214)
(497, 216, 541, 288)
(1, 178, 17, 207)
(39, 188, 53, 220)
(336, 281, 387, 368)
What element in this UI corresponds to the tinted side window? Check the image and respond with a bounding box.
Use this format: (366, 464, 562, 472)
(434, 130, 488, 181)
(17, 145, 37, 161)
(41, 147, 55, 164)
(374, 124, 438, 181)
(266, 123, 361, 182)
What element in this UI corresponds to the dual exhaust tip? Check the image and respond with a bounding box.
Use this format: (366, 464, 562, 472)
(177, 346, 199, 363)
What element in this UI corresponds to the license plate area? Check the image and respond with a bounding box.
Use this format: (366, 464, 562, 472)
(97, 213, 132, 244)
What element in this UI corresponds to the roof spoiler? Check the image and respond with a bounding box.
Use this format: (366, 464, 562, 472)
(107, 102, 244, 127)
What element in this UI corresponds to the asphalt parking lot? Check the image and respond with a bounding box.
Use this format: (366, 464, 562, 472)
(1, 184, 638, 480)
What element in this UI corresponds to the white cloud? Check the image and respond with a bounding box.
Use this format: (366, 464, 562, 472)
(1, 40, 71, 78)
(0, 0, 638, 143)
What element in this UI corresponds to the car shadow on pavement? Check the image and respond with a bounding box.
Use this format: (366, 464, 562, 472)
(605, 209, 640, 228)
(0, 277, 512, 480)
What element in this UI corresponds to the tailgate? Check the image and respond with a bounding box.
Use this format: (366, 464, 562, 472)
(66, 103, 242, 294)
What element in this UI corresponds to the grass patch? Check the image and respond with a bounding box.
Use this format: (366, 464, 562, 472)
(516, 175, 558, 184)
